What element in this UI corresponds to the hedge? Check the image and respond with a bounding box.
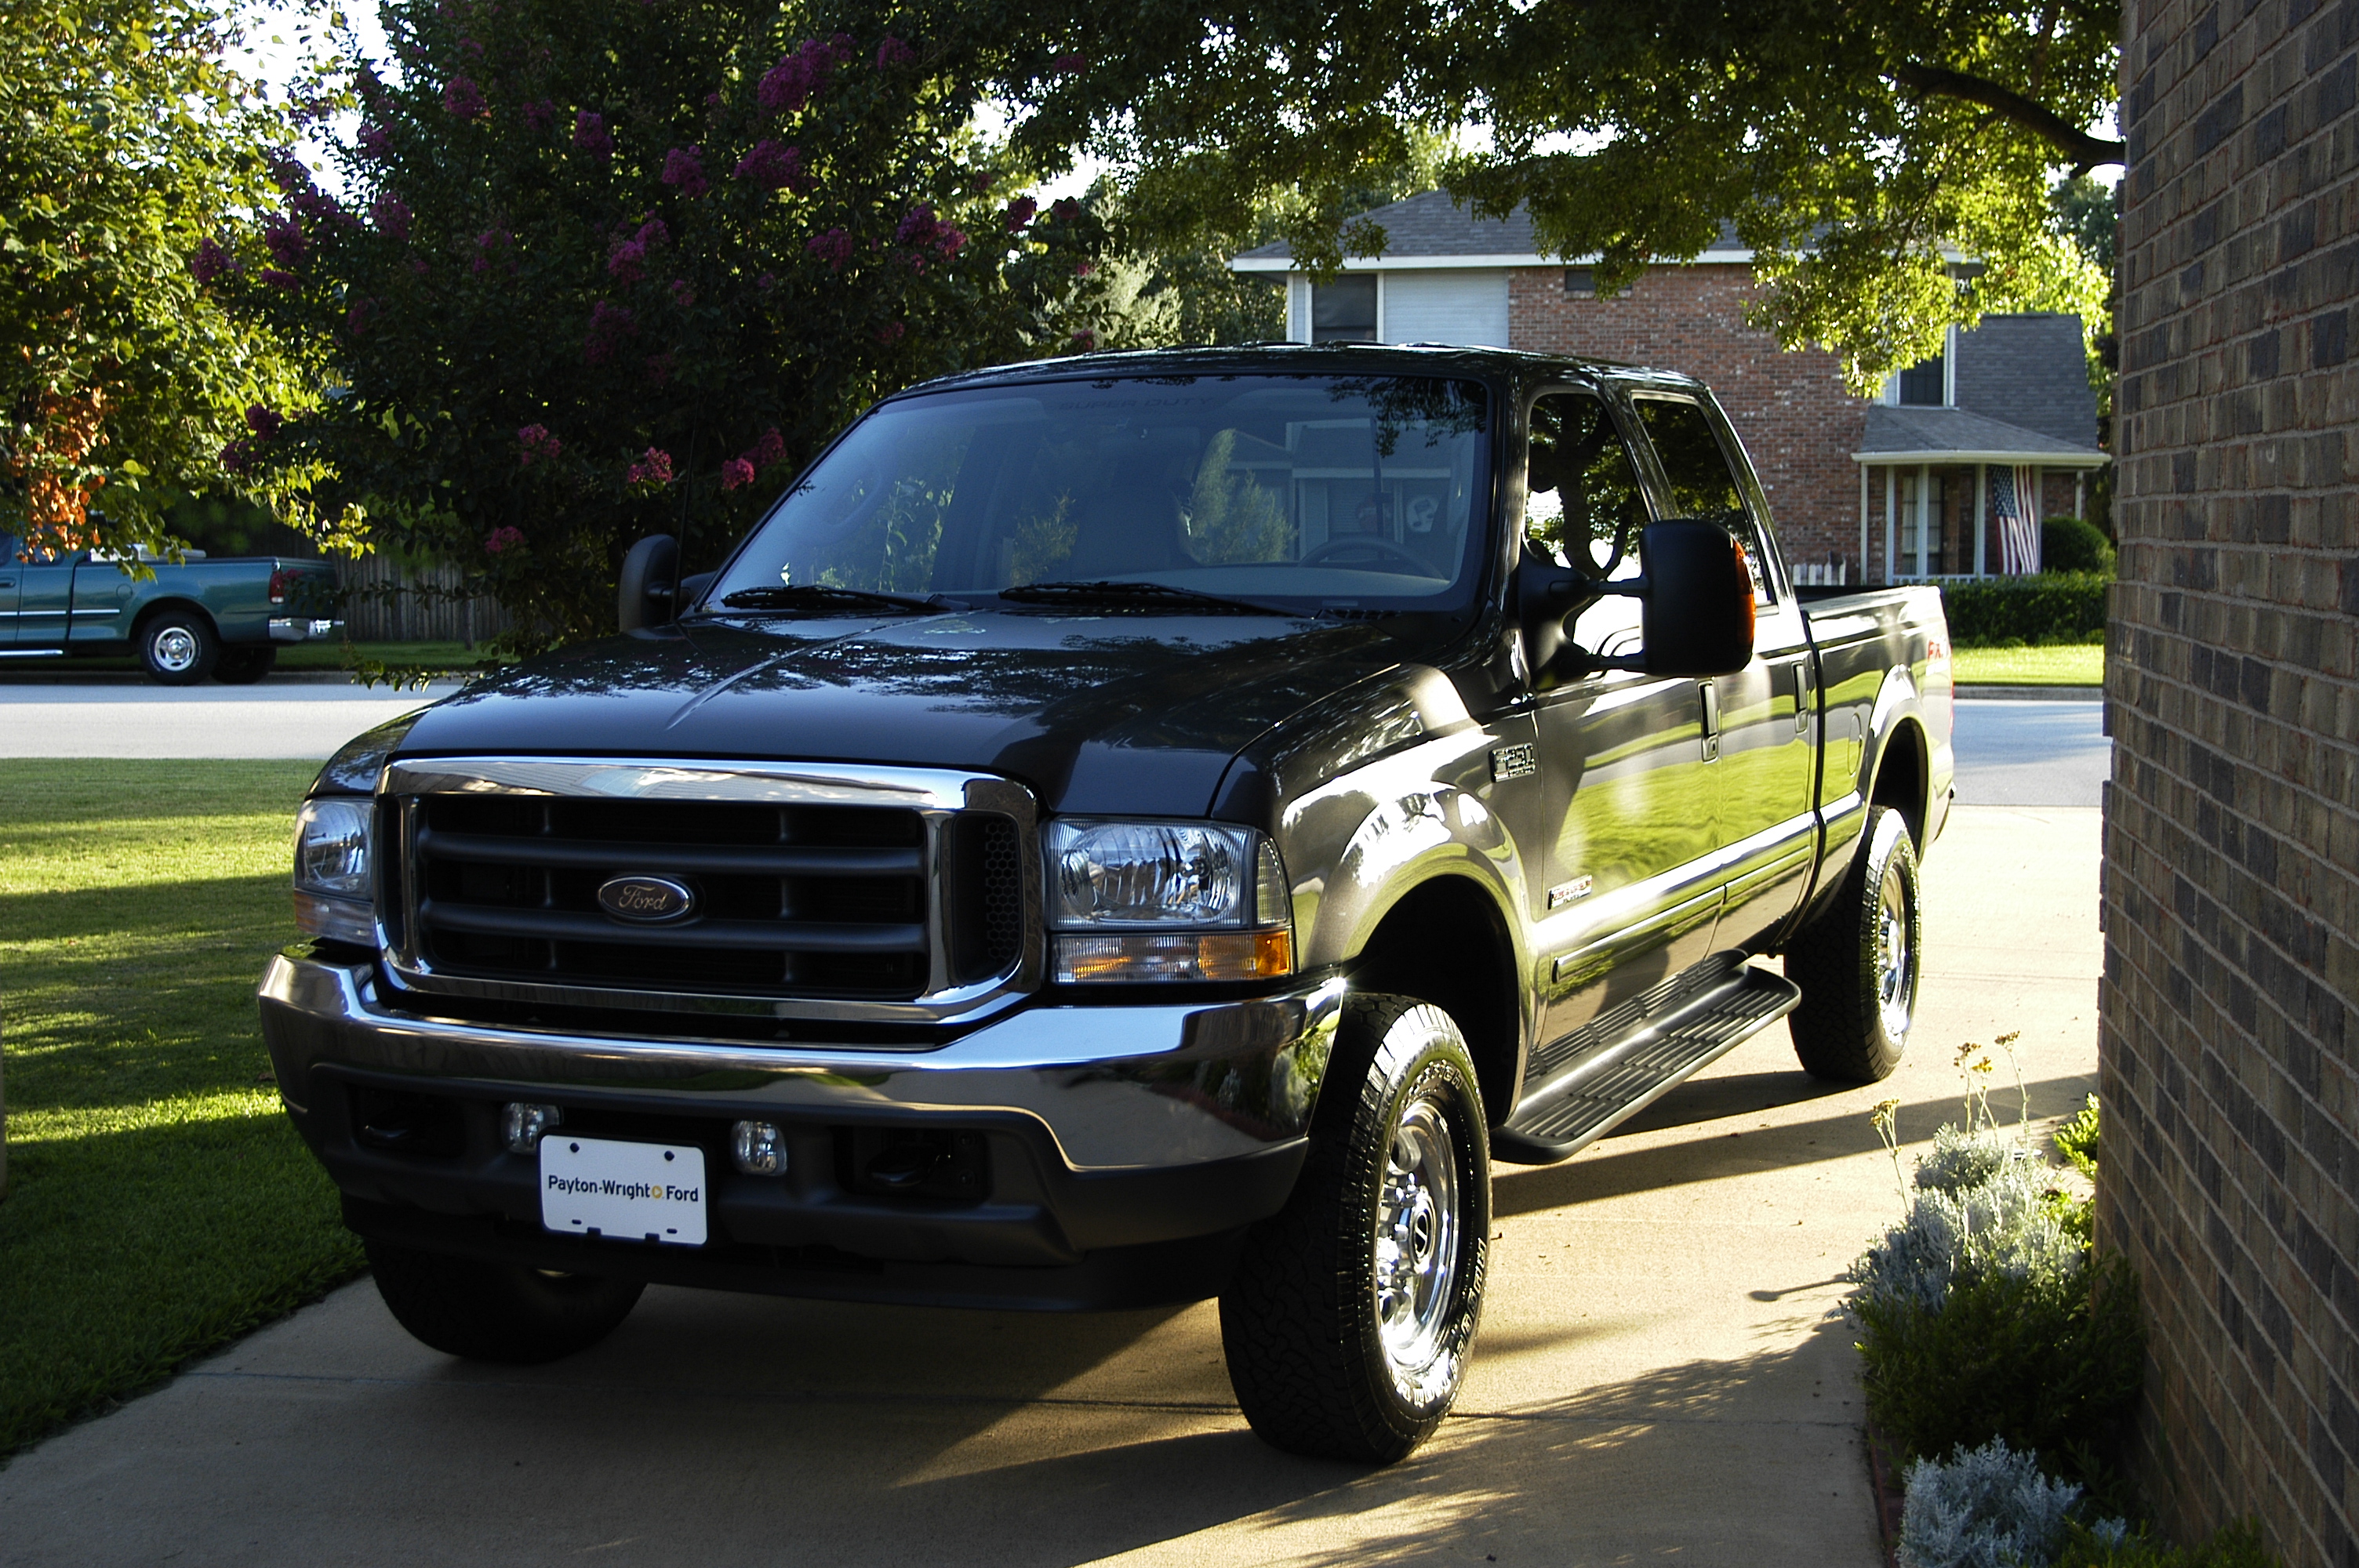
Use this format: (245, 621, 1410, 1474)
(1939, 573, 2110, 646)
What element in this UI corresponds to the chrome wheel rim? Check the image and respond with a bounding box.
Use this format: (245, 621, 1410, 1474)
(1874, 862, 1914, 1040)
(1373, 1094, 1461, 1399)
(151, 626, 198, 673)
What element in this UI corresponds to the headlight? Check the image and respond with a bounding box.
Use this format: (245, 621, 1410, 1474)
(293, 796, 376, 946)
(1049, 820, 1292, 982)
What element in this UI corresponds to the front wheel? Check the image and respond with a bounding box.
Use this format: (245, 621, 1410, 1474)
(1219, 994, 1491, 1463)
(1784, 804, 1921, 1082)
(364, 1239, 645, 1363)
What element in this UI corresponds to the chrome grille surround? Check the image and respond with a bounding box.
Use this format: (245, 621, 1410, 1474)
(376, 758, 1041, 1025)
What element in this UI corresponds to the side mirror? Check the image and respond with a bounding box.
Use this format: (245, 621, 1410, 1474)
(1623, 519, 1755, 677)
(616, 534, 678, 633)
(1510, 520, 1755, 684)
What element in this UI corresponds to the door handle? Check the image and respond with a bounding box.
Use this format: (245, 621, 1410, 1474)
(1699, 681, 1721, 762)
(1794, 663, 1812, 738)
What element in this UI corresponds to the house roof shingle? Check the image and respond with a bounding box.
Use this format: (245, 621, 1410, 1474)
(1234, 190, 1747, 264)
(1950, 314, 2101, 448)
(1858, 404, 2106, 463)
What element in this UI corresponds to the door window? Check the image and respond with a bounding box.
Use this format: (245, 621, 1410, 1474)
(1634, 397, 1773, 603)
(1525, 392, 1647, 581)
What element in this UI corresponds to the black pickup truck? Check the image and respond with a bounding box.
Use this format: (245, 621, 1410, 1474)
(260, 344, 1952, 1463)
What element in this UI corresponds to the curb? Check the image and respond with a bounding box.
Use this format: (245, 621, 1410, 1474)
(0, 670, 468, 688)
(1954, 685, 2103, 702)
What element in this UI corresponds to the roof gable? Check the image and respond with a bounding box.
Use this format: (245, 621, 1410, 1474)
(1233, 191, 1747, 267)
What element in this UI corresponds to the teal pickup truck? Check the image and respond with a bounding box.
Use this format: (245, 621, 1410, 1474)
(0, 536, 340, 684)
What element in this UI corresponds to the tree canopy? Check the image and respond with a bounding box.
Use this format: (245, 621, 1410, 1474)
(1009, 0, 2121, 389)
(0, 0, 310, 558)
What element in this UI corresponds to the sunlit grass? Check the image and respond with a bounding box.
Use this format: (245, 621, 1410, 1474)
(0, 760, 363, 1458)
(1950, 643, 2105, 686)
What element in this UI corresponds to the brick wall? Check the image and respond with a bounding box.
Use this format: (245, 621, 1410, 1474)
(1508, 265, 1867, 573)
(2104, 0, 2359, 1560)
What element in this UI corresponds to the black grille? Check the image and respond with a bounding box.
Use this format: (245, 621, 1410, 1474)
(408, 794, 939, 999)
(947, 815, 1023, 985)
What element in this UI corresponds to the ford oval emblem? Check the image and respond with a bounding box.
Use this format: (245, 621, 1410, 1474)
(596, 874, 697, 924)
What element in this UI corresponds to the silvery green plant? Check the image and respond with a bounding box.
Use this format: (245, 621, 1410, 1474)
(1849, 1139, 2082, 1319)
(1897, 1436, 2092, 1568)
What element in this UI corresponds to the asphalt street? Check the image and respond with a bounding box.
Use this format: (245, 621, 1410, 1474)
(0, 801, 2101, 1566)
(0, 684, 2111, 808)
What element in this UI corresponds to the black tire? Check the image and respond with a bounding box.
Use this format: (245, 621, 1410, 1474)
(1219, 993, 1492, 1464)
(364, 1238, 645, 1364)
(213, 645, 277, 684)
(137, 609, 220, 686)
(1784, 804, 1922, 1083)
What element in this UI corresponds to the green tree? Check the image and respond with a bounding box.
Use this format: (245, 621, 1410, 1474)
(0, 0, 309, 558)
(1010, 0, 2120, 389)
(227, 0, 1108, 653)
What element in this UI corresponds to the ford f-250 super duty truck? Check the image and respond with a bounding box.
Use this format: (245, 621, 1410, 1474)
(260, 344, 1952, 1464)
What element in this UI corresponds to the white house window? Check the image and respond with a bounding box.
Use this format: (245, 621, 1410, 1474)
(1311, 276, 1378, 342)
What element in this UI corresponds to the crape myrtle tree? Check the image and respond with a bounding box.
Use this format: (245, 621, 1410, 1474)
(1009, 0, 2121, 390)
(1, 0, 313, 561)
(219, 0, 1111, 655)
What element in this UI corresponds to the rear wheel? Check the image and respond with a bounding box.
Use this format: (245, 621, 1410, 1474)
(213, 645, 277, 684)
(138, 610, 219, 686)
(1784, 804, 1921, 1082)
(364, 1239, 645, 1363)
(1219, 994, 1491, 1463)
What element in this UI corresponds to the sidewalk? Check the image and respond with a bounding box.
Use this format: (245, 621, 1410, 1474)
(0, 802, 2097, 1566)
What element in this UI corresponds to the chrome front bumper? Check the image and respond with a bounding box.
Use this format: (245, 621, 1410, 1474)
(257, 948, 1333, 1296)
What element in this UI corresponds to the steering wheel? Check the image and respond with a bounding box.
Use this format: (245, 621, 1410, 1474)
(1300, 535, 1431, 573)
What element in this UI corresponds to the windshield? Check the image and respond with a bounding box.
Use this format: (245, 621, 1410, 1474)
(709, 374, 1493, 612)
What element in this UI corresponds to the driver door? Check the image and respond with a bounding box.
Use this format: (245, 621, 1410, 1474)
(1525, 390, 1722, 1047)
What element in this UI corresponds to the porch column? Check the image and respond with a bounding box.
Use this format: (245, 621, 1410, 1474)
(1917, 462, 1932, 578)
(1884, 467, 1897, 585)
(2075, 470, 2085, 521)
(1975, 463, 1989, 577)
(1858, 463, 1870, 584)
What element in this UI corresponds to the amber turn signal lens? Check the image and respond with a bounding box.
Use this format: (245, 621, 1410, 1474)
(1056, 927, 1295, 983)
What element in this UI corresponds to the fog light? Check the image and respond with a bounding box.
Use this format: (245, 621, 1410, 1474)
(732, 1120, 787, 1177)
(500, 1102, 562, 1154)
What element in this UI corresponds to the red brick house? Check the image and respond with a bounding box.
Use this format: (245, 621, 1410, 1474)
(1231, 191, 2109, 584)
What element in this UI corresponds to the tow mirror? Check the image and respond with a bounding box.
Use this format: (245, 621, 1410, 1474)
(1626, 519, 1755, 677)
(1511, 519, 1755, 683)
(616, 534, 678, 633)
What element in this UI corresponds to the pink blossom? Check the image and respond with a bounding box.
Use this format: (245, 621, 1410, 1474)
(370, 196, 411, 240)
(1067, 328, 1096, 351)
(219, 437, 256, 475)
(751, 426, 785, 468)
(805, 227, 853, 271)
(877, 321, 906, 344)
(757, 35, 853, 114)
(484, 525, 525, 555)
(756, 270, 778, 292)
(668, 278, 696, 307)
(733, 139, 812, 193)
(292, 187, 346, 224)
(1049, 197, 1081, 223)
(523, 98, 555, 130)
(357, 122, 391, 160)
(1049, 51, 1086, 74)
(625, 447, 674, 486)
(661, 145, 709, 198)
(266, 151, 313, 195)
(245, 404, 285, 440)
(261, 268, 302, 290)
(1004, 196, 1037, 231)
(643, 352, 675, 387)
(191, 237, 237, 284)
(471, 227, 511, 273)
(409, 256, 431, 277)
(875, 34, 915, 68)
(583, 299, 638, 363)
(573, 111, 613, 156)
(443, 75, 488, 118)
(720, 457, 756, 491)
(895, 204, 966, 265)
(261, 213, 307, 268)
(1073, 260, 1095, 276)
(606, 219, 667, 282)
(458, 34, 484, 57)
(517, 424, 562, 465)
(345, 298, 379, 336)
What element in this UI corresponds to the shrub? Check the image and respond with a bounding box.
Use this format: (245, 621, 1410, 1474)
(2042, 517, 2117, 575)
(1899, 1436, 2088, 1568)
(2055, 1519, 2279, 1567)
(1940, 573, 2110, 646)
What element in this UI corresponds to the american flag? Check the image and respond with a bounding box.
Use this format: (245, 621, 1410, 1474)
(1996, 464, 2042, 575)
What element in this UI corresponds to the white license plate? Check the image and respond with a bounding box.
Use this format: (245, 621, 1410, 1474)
(540, 1135, 707, 1246)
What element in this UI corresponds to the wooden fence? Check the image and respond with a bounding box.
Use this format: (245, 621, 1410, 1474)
(334, 554, 508, 644)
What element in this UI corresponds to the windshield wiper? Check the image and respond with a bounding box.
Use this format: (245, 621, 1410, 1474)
(996, 579, 1302, 616)
(719, 584, 958, 615)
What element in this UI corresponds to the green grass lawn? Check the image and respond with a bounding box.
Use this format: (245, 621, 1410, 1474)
(0, 760, 363, 1458)
(1950, 642, 2106, 686)
(24, 639, 481, 677)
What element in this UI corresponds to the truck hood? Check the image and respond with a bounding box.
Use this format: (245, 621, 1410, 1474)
(394, 609, 1419, 815)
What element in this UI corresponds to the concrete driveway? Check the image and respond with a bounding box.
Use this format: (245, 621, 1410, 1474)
(0, 800, 2099, 1566)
